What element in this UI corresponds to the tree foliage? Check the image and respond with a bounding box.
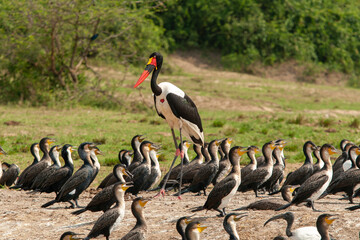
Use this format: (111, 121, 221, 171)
(0, 0, 167, 105)
(159, 0, 360, 79)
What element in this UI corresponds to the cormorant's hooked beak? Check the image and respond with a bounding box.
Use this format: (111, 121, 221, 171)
(233, 213, 248, 221)
(70, 233, 84, 240)
(325, 214, 338, 225)
(134, 57, 157, 88)
(264, 213, 289, 226)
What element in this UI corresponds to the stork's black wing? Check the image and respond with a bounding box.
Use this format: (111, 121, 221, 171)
(166, 93, 203, 131)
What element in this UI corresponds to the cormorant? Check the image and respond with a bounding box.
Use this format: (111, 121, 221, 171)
(84, 183, 131, 240)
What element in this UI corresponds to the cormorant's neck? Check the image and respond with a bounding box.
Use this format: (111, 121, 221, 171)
(40, 145, 51, 162)
(264, 150, 273, 166)
(304, 148, 314, 164)
(317, 222, 330, 240)
(248, 152, 257, 166)
(133, 209, 147, 230)
(151, 68, 162, 96)
(209, 148, 219, 164)
(285, 218, 294, 237)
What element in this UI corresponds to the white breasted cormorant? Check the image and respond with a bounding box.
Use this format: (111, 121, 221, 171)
(120, 197, 149, 240)
(276, 144, 338, 212)
(185, 221, 207, 240)
(41, 142, 97, 208)
(30, 145, 62, 190)
(84, 183, 131, 240)
(223, 213, 247, 240)
(127, 135, 146, 172)
(192, 146, 248, 216)
(72, 164, 131, 215)
(13, 143, 40, 187)
(37, 144, 75, 194)
(238, 141, 276, 197)
(178, 140, 220, 196)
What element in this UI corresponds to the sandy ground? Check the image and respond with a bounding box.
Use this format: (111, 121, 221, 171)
(1, 172, 360, 240)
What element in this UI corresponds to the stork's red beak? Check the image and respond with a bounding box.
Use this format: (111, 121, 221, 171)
(134, 57, 157, 88)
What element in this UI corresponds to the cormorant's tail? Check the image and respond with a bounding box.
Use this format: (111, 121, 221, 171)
(232, 206, 248, 211)
(72, 208, 87, 215)
(173, 187, 190, 196)
(275, 203, 291, 211)
(346, 205, 360, 211)
(41, 200, 57, 208)
(190, 206, 204, 213)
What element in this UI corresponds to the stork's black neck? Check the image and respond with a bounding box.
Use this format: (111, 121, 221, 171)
(151, 68, 162, 96)
(150, 54, 163, 96)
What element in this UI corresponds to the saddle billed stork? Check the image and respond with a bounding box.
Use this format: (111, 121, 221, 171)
(134, 52, 204, 198)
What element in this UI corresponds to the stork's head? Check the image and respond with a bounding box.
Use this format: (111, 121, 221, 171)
(134, 52, 162, 88)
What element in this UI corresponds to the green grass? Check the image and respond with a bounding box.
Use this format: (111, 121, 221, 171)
(1, 56, 360, 184)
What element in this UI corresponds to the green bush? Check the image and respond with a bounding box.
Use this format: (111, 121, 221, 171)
(0, 0, 168, 105)
(159, 0, 360, 84)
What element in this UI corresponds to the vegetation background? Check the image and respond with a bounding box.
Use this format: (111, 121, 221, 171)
(1, 0, 360, 172)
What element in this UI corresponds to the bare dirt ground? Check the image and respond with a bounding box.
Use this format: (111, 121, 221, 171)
(1, 172, 360, 240)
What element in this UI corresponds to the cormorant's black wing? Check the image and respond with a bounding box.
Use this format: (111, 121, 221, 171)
(166, 93, 203, 132)
(292, 174, 329, 204)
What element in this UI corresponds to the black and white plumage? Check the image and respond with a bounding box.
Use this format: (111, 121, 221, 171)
(120, 197, 148, 240)
(322, 146, 360, 204)
(127, 135, 146, 173)
(119, 149, 132, 168)
(0, 146, 5, 180)
(127, 141, 159, 196)
(264, 212, 338, 240)
(223, 213, 247, 240)
(142, 146, 161, 191)
(37, 144, 75, 194)
(276, 144, 338, 212)
(0, 162, 20, 187)
(332, 139, 352, 172)
(212, 138, 233, 185)
(312, 146, 323, 174)
(14, 138, 55, 190)
(97, 162, 132, 191)
(192, 146, 248, 216)
(30, 145, 62, 190)
(41, 142, 97, 209)
(84, 184, 130, 240)
(238, 141, 276, 197)
(240, 145, 260, 183)
(261, 145, 286, 193)
(72, 164, 131, 215)
(178, 140, 220, 196)
(158, 141, 191, 190)
(179, 144, 205, 185)
(281, 141, 317, 188)
(13, 143, 40, 187)
(134, 52, 204, 197)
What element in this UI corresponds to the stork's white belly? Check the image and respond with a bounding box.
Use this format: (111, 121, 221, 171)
(154, 82, 204, 144)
